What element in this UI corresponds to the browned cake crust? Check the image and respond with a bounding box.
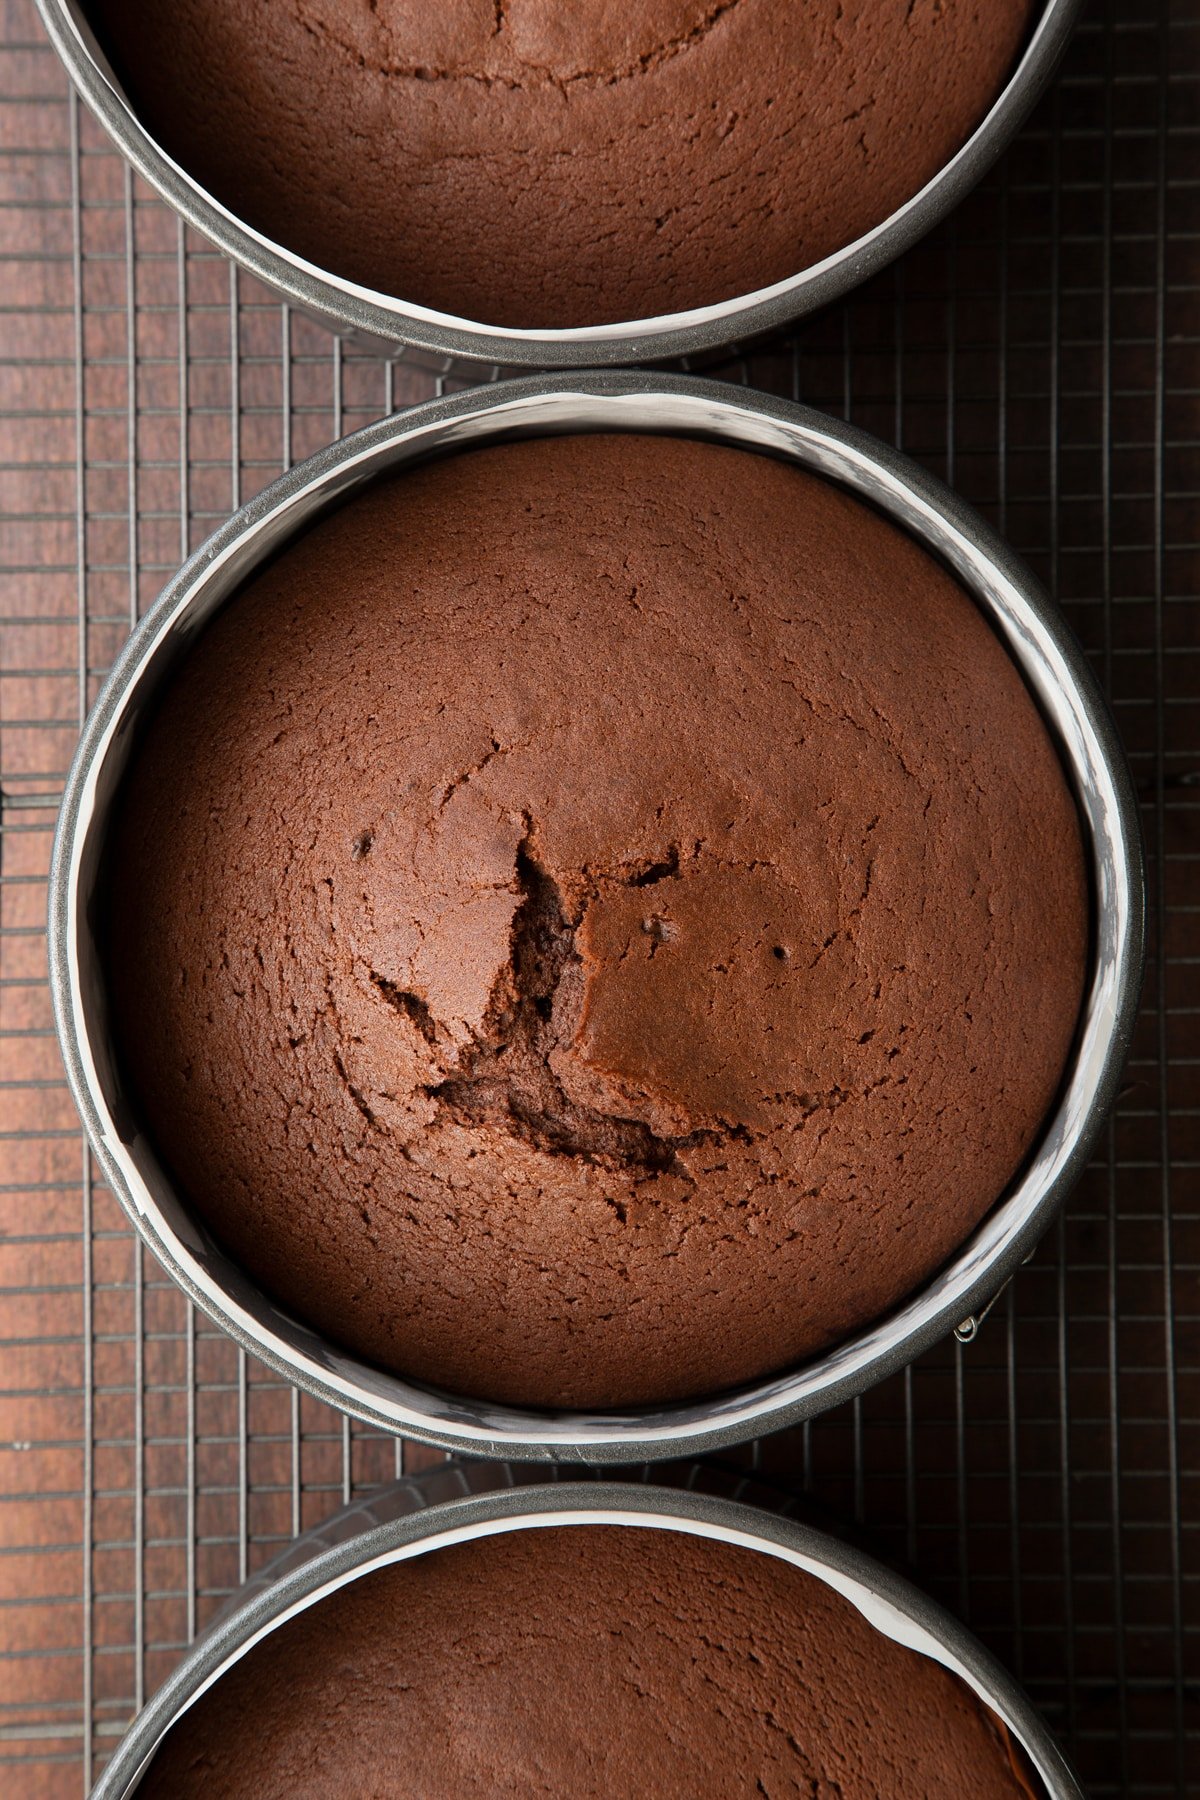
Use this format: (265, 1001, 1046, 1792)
(139, 1524, 1035, 1798)
(89, 0, 1036, 328)
(107, 434, 1087, 1410)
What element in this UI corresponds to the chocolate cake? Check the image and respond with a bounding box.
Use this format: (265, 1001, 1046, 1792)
(107, 433, 1087, 1410)
(139, 1524, 1038, 1798)
(88, 0, 1038, 328)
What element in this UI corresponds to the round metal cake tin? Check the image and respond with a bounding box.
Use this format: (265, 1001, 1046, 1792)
(91, 1461, 1082, 1799)
(49, 372, 1144, 1464)
(37, 0, 1085, 369)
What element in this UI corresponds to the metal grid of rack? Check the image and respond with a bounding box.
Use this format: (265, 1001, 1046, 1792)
(0, 0, 1195, 1792)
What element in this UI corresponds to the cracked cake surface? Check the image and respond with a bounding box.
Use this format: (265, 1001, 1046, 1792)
(138, 1523, 1038, 1798)
(89, 0, 1036, 328)
(107, 432, 1087, 1410)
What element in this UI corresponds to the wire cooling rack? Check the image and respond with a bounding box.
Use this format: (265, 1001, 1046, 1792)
(0, 0, 1195, 1793)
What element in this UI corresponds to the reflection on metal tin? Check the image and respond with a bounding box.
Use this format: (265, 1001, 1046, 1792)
(48, 374, 1144, 1463)
(90, 1462, 1082, 1799)
(36, 0, 1085, 371)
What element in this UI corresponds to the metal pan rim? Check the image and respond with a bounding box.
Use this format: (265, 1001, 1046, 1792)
(49, 370, 1145, 1462)
(90, 1467, 1083, 1799)
(36, 0, 1085, 366)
